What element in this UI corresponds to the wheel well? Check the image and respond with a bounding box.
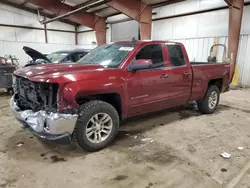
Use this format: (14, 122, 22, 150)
(208, 78, 223, 91)
(76, 93, 122, 119)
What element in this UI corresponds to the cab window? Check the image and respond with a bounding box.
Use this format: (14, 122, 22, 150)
(136, 44, 164, 66)
(167, 45, 186, 67)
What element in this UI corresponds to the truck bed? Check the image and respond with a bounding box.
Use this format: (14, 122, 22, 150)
(189, 62, 230, 102)
(190, 61, 217, 65)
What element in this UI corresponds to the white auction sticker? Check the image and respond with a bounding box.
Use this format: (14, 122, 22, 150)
(119, 47, 134, 51)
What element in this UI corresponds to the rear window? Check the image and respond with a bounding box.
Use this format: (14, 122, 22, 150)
(167, 45, 186, 67)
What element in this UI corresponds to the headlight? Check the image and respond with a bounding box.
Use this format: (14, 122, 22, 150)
(12, 75, 16, 92)
(12, 75, 16, 85)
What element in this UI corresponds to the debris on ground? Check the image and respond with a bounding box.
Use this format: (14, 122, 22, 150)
(221, 152, 231, 159)
(50, 155, 67, 163)
(146, 182, 154, 188)
(208, 159, 213, 162)
(141, 138, 150, 142)
(141, 138, 155, 143)
(221, 168, 228, 172)
(187, 144, 196, 153)
(113, 175, 128, 181)
(238, 146, 244, 150)
(16, 142, 24, 147)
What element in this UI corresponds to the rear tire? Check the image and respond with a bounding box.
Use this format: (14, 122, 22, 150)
(73, 100, 119, 152)
(197, 85, 220, 114)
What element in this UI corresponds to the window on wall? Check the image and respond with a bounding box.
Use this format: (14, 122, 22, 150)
(167, 45, 186, 67)
(136, 44, 164, 65)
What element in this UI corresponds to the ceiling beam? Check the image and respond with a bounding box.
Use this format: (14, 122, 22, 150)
(20, 0, 28, 6)
(26, 0, 106, 45)
(104, 0, 186, 18)
(89, 6, 109, 14)
(107, 0, 152, 40)
(74, 0, 96, 8)
(152, 0, 185, 8)
(41, 0, 105, 24)
(74, 0, 110, 9)
(0, 0, 79, 26)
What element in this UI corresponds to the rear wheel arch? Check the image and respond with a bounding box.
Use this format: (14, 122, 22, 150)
(208, 78, 223, 92)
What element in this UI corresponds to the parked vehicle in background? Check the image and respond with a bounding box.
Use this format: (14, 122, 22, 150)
(0, 55, 18, 93)
(11, 40, 230, 152)
(23, 46, 91, 66)
(46, 49, 91, 63)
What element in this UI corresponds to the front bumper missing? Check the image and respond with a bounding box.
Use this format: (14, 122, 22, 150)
(10, 95, 78, 144)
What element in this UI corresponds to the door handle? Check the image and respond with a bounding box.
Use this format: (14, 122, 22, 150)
(160, 74, 168, 79)
(184, 72, 189, 76)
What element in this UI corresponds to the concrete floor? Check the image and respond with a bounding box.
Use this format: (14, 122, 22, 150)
(1, 89, 250, 188)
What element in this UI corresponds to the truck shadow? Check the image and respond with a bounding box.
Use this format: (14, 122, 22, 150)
(112, 104, 234, 148)
(219, 104, 250, 114)
(120, 104, 200, 132)
(112, 105, 201, 148)
(6, 103, 230, 161)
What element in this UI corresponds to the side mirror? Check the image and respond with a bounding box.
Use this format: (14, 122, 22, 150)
(129, 59, 153, 71)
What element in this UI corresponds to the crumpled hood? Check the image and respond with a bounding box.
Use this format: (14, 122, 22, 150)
(23, 46, 51, 63)
(14, 63, 104, 83)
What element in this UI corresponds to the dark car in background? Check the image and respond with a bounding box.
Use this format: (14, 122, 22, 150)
(46, 49, 92, 63)
(23, 46, 91, 66)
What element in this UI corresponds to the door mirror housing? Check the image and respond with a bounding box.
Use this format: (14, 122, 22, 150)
(129, 59, 153, 71)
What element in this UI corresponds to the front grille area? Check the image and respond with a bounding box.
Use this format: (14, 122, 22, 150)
(15, 76, 58, 112)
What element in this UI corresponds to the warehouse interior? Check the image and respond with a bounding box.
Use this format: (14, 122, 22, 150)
(1, 0, 250, 187)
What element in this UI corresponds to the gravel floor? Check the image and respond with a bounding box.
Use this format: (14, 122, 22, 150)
(1, 89, 250, 188)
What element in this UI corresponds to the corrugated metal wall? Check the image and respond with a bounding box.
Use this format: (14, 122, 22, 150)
(238, 35, 250, 86)
(0, 40, 76, 65)
(151, 1, 250, 86)
(0, 4, 77, 66)
(171, 35, 250, 86)
(111, 20, 139, 42)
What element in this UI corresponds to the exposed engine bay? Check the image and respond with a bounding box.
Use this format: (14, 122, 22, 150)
(14, 76, 58, 112)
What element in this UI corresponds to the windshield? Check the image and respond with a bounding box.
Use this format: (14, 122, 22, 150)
(46, 52, 68, 63)
(77, 44, 135, 68)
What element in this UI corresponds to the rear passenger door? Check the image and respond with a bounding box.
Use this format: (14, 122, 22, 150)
(165, 44, 192, 105)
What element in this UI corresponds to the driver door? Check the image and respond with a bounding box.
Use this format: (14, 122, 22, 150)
(126, 44, 168, 116)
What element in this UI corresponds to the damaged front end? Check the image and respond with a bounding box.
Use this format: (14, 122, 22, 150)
(15, 76, 58, 112)
(10, 76, 78, 144)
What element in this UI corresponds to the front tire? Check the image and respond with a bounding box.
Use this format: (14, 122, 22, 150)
(197, 85, 220, 114)
(74, 100, 119, 152)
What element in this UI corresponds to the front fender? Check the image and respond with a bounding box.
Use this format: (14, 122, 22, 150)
(59, 79, 125, 111)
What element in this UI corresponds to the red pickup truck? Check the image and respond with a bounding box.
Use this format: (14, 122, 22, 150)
(11, 40, 230, 151)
